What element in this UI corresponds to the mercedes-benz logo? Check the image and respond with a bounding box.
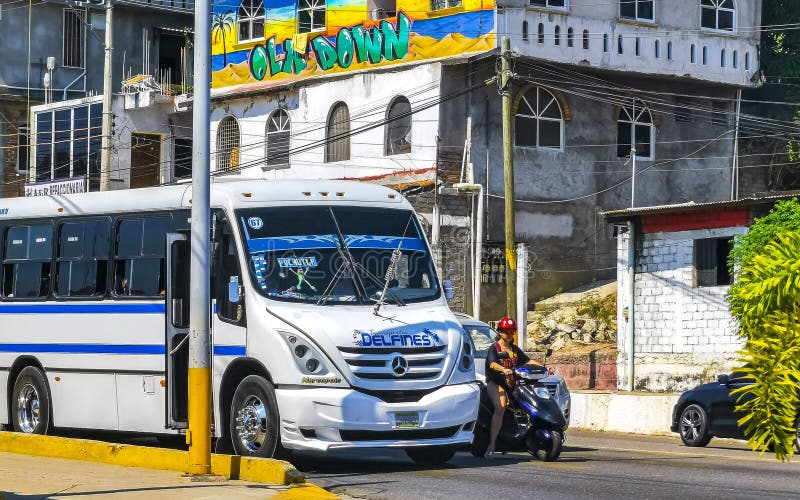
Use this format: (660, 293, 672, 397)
(390, 355, 408, 377)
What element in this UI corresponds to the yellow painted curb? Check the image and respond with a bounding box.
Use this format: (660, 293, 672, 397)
(272, 483, 341, 499)
(0, 431, 305, 485)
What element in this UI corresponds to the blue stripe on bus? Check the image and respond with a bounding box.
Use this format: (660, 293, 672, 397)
(214, 345, 246, 356)
(0, 343, 246, 356)
(0, 303, 166, 314)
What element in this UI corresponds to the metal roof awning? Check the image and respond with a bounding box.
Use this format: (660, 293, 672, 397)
(602, 192, 800, 221)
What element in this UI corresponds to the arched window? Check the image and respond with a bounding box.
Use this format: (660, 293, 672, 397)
(733, 50, 738, 68)
(617, 35, 623, 54)
(216, 116, 241, 172)
(603, 33, 609, 52)
(582, 30, 589, 50)
(567, 28, 574, 47)
(265, 109, 290, 169)
(522, 21, 529, 42)
(237, 0, 265, 42)
(514, 86, 564, 150)
(701, 0, 735, 32)
(537, 23, 545, 44)
(554, 25, 561, 46)
(326, 102, 350, 163)
(690, 44, 696, 63)
(385, 96, 412, 155)
(667, 41, 673, 60)
(745, 52, 750, 71)
(298, 0, 326, 33)
(702, 46, 708, 65)
(720, 49, 726, 67)
(617, 102, 654, 160)
(654, 40, 660, 58)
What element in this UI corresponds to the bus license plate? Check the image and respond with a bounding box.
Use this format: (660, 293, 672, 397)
(394, 412, 420, 428)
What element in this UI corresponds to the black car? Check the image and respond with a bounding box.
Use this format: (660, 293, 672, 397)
(671, 373, 800, 451)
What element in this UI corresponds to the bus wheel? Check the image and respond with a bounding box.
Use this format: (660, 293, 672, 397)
(230, 375, 280, 458)
(11, 366, 52, 435)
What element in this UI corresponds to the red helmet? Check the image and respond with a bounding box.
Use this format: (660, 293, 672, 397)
(497, 317, 517, 332)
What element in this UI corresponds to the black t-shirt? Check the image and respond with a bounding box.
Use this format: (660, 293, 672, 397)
(485, 342, 531, 389)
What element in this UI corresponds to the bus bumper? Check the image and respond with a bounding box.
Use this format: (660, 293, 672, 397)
(275, 382, 479, 451)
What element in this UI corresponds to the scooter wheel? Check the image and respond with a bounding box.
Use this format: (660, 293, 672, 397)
(528, 430, 563, 462)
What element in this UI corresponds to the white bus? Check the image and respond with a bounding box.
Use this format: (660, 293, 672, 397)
(0, 179, 478, 464)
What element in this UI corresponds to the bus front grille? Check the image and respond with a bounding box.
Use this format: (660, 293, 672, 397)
(338, 345, 447, 381)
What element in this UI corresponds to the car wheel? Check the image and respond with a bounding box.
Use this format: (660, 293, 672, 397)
(795, 417, 799, 455)
(405, 445, 456, 465)
(470, 428, 489, 457)
(12, 366, 52, 435)
(229, 375, 282, 458)
(679, 404, 712, 447)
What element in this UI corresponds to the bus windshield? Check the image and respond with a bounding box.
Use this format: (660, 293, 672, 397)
(237, 206, 440, 305)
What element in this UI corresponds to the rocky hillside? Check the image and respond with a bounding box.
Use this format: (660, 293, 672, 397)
(527, 280, 618, 355)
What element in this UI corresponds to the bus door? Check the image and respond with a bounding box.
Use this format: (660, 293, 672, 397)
(211, 212, 247, 373)
(165, 232, 190, 429)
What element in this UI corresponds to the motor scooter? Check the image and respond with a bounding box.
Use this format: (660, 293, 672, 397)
(471, 354, 567, 461)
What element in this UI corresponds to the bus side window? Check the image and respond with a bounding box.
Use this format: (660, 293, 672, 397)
(215, 216, 245, 324)
(2, 224, 53, 299)
(114, 217, 170, 297)
(56, 220, 110, 298)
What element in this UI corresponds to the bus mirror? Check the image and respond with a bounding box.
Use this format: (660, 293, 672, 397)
(443, 280, 454, 301)
(229, 276, 241, 303)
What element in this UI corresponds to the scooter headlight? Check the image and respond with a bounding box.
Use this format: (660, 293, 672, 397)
(534, 386, 551, 399)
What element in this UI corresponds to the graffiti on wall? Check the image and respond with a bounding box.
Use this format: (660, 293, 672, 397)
(211, 0, 495, 90)
(249, 13, 412, 80)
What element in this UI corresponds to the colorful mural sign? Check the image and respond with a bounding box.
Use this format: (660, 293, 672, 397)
(211, 0, 495, 90)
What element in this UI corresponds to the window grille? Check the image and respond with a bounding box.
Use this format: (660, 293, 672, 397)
(567, 28, 574, 47)
(582, 30, 589, 50)
(537, 23, 544, 44)
(695, 237, 733, 287)
(385, 96, 412, 155)
(514, 87, 564, 150)
(326, 102, 350, 163)
(266, 109, 291, 169)
(298, 0, 326, 32)
(554, 25, 560, 45)
(238, 0, 265, 42)
(617, 101, 654, 160)
(63, 9, 85, 68)
(216, 116, 241, 173)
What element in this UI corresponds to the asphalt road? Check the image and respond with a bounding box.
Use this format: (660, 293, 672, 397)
(291, 430, 800, 500)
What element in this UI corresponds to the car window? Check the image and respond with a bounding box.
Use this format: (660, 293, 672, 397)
(463, 325, 496, 358)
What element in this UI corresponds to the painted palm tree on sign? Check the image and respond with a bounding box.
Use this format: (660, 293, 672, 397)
(212, 11, 235, 66)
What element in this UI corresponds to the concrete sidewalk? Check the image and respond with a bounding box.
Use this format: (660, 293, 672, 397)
(0, 452, 338, 499)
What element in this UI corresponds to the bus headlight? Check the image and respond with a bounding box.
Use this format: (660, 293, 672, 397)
(448, 331, 476, 384)
(277, 330, 334, 376)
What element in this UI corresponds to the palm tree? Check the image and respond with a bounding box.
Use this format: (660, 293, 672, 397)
(212, 11, 235, 67)
(729, 231, 800, 461)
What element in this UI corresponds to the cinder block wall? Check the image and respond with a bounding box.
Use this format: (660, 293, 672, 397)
(616, 226, 747, 392)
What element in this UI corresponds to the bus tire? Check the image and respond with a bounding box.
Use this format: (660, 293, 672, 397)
(229, 375, 281, 458)
(11, 366, 52, 435)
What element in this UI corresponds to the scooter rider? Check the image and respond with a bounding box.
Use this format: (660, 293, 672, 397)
(485, 317, 539, 458)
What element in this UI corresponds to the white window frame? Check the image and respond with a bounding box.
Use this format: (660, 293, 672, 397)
(618, 102, 655, 161)
(514, 87, 565, 152)
(700, 0, 736, 34)
(237, 0, 265, 43)
(16, 125, 30, 175)
(619, 0, 655, 22)
(298, 0, 326, 33)
(528, 0, 569, 11)
(265, 109, 291, 170)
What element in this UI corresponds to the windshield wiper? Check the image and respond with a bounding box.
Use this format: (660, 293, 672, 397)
(326, 207, 368, 301)
(373, 241, 404, 316)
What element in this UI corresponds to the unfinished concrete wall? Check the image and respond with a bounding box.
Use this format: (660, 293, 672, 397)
(616, 225, 747, 393)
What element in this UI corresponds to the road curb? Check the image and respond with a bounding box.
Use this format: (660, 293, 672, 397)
(0, 431, 305, 485)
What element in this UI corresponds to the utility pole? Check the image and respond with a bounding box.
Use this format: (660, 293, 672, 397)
(99, 0, 113, 191)
(187, 0, 212, 476)
(500, 37, 516, 319)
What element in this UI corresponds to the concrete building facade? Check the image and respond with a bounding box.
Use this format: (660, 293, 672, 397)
(605, 196, 793, 392)
(0, 0, 194, 197)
